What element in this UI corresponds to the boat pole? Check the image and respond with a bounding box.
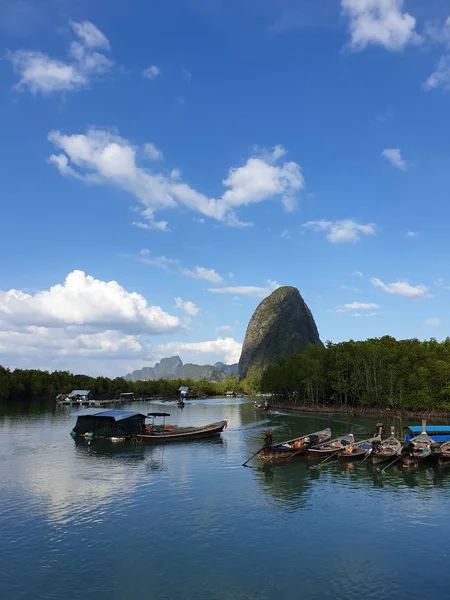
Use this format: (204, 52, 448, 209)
(310, 448, 341, 469)
(380, 454, 402, 474)
(242, 446, 265, 467)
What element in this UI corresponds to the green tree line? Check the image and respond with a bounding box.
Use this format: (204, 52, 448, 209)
(260, 336, 450, 411)
(0, 366, 251, 403)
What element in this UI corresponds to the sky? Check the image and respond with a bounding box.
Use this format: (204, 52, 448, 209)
(1, 0, 450, 377)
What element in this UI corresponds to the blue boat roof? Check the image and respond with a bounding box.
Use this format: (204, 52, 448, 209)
(405, 425, 450, 433)
(78, 409, 144, 421)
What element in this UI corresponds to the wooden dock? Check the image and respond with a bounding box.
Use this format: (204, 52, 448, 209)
(57, 396, 156, 407)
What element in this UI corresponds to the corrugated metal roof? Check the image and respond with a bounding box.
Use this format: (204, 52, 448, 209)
(77, 409, 144, 421)
(69, 389, 90, 397)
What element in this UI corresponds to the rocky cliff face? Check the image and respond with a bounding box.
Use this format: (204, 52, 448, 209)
(238, 286, 321, 380)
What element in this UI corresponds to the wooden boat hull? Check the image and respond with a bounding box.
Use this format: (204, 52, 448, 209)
(308, 435, 354, 458)
(372, 452, 398, 465)
(135, 420, 227, 444)
(339, 448, 369, 460)
(261, 428, 332, 461)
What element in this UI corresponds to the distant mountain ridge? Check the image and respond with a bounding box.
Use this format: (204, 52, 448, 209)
(124, 356, 239, 382)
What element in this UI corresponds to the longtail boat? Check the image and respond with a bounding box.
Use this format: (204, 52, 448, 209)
(261, 427, 332, 461)
(339, 424, 384, 461)
(308, 433, 355, 458)
(371, 427, 402, 465)
(434, 440, 450, 466)
(402, 427, 433, 468)
(135, 413, 227, 444)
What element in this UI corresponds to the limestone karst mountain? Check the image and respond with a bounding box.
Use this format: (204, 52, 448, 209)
(238, 286, 321, 380)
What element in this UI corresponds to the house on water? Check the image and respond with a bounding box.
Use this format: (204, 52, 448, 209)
(179, 386, 190, 400)
(68, 390, 92, 403)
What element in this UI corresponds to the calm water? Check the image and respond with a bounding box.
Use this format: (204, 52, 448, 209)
(1, 398, 449, 600)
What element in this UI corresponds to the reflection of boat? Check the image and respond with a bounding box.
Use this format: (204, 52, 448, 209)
(135, 413, 227, 444)
(261, 427, 332, 461)
(339, 424, 384, 460)
(308, 434, 355, 458)
(371, 428, 402, 465)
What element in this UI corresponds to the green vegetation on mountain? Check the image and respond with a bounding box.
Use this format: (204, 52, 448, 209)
(238, 286, 321, 380)
(261, 336, 450, 411)
(125, 356, 238, 382)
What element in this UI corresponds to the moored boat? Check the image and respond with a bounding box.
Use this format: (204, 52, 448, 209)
(404, 424, 450, 444)
(433, 440, 450, 466)
(308, 433, 355, 458)
(135, 412, 227, 444)
(402, 428, 433, 468)
(261, 427, 332, 461)
(371, 427, 402, 465)
(339, 423, 384, 461)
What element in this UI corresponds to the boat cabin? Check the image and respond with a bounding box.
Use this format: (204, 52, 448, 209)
(404, 425, 450, 443)
(71, 409, 146, 440)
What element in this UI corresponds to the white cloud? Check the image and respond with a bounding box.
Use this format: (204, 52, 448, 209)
(353, 271, 363, 278)
(302, 219, 376, 243)
(138, 249, 179, 270)
(156, 337, 242, 365)
(371, 277, 432, 299)
(8, 20, 113, 94)
(181, 266, 225, 284)
(174, 297, 199, 317)
(132, 220, 169, 232)
(341, 0, 422, 51)
(143, 65, 160, 80)
(0, 270, 181, 334)
(382, 148, 408, 171)
(424, 55, 450, 91)
(340, 302, 380, 311)
(341, 285, 361, 292)
(405, 230, 419, 237)
(424, 17, 450, 46)
(70, 20, 111, 49)
(143, 143, 163, 161)
(208, 280, 280, 299)
(280, 229, 290, 239)
(48, 130, 305, 228)
(216, 324, 234, 333)
(424, 318, 441, 327)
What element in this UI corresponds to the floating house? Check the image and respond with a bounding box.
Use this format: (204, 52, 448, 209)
(226, 391, 236, 397)
(119, 392, 135, 401)
(56, 393, 69, 403)
(68, 390, 92, 403)
(70, 409, 146, 441)
(179, 386, 190, 399)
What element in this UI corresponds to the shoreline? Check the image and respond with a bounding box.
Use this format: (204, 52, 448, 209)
(267, 403, 450, 421)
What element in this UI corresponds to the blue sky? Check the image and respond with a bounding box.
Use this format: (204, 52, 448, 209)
(1, 0, 450, 376)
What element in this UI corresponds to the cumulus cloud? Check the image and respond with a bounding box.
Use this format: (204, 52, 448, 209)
(143, 65, 160, 80)
(216, 324, 235, 333)
(341, 0, 422, 51)
(0, 270, 181, 334)
(382, 148, 408, 171)
(371, 277, 432, 299)
(47, 129, 305, 228)
(208, 280, 280, 299)
(156, 337, 242, 365)
(302, 219, 376, 243)
(181, 266, 225, 284)
(174, 297, 199, 317)
(8, 20, 113, 94)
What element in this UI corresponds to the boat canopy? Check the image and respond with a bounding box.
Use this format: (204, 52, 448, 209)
(78, 409, 144, 421)
(147, 412, 171, 417)
(404, 425, 450, 442)
(405, 425, 450, 433)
